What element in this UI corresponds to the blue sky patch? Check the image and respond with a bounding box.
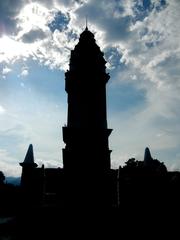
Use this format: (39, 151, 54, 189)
(48, 11, 70, 32)
(105, 47, 123, 70)
(107, 82, 146, 113)
(132, 0, 167, 23)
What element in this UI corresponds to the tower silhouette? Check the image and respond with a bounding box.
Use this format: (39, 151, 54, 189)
(62, 27, 112, 171)
(12, 26, 179, 238)
(19, 144, 37, 189)
(144, 147, 153, 166)
(62, 27, 112, 210)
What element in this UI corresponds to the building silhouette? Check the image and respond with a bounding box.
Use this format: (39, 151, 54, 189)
(62, 26, 113, 210)
(19, 27, 114, 211)
(14, 27, 180, 237)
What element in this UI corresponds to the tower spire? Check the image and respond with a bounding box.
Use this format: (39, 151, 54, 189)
(85, 15, 88, 30)
(19, 144, 37, 167)
(19, 144, 37, 190)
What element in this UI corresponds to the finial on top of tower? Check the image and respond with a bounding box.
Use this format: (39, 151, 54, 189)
(85, 15, 88, 31)
(80, 17, 94, 40)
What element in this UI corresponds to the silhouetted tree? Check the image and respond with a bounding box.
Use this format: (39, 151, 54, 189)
(125, 158, 137, 168)
(0, 171, 5, 185)
(123, 158, 167, 175)
(148, 159, 167, 173)
(124, 158, 144, 170)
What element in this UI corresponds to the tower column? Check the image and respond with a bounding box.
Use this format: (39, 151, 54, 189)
(62, 27, 112, 210)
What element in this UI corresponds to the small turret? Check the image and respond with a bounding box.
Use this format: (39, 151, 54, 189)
(19, 144, 37, 190)
(19, 144, 37, 168)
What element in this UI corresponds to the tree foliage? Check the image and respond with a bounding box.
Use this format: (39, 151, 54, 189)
(0, 171, 5, 184)
(123, 158, 167, 173)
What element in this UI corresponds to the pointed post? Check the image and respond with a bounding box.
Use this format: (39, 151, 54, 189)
(144, 147, 153, 165)
(19, 144, 37, 190)
(20, 144, 37, 168)
(85, 15, 88, 30)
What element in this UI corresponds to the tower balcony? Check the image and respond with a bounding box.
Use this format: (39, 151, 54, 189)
(62, 126, 112, 145)
(65, 71, 110, 93)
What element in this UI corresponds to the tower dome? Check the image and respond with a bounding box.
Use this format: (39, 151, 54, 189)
(79, 27, 95, 41)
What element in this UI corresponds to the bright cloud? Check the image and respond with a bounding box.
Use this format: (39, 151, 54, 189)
(16, 2, 51, 33)
(0, 35, 35, 63)
(19, 67, 29, 77)
(2, 67, 12, 75)
(0, 105, 6, 114)
(0, 148, 22, 177)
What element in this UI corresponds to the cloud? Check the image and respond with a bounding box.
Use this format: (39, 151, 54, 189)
(19, 66, 29, 77)
(0, 0, 25, 36)
(0, 149, 21, 177)
(0, 35, 35, 65)
(2, 67, 12, 74)
(21, 27, 47, 43)
(20, 69, 29, 77)
(36, 158, 62, 169)
(74, 0, 133, 44)
(0, 105, 6, 114)
(0, 0, 177, 75)
(0, 80, 67, 176)
(0, 2, 80, 70)
(100, 0, 180, 170)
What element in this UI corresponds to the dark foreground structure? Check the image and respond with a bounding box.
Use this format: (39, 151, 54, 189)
(1, 28, 180, 239)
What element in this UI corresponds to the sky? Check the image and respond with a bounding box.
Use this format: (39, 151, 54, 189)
(0, 0, 180, 177)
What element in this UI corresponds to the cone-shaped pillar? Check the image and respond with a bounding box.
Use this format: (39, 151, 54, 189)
(20, 144, 37, 168)
(144, 147, 153, 165)
(19, 144, 37, 190)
